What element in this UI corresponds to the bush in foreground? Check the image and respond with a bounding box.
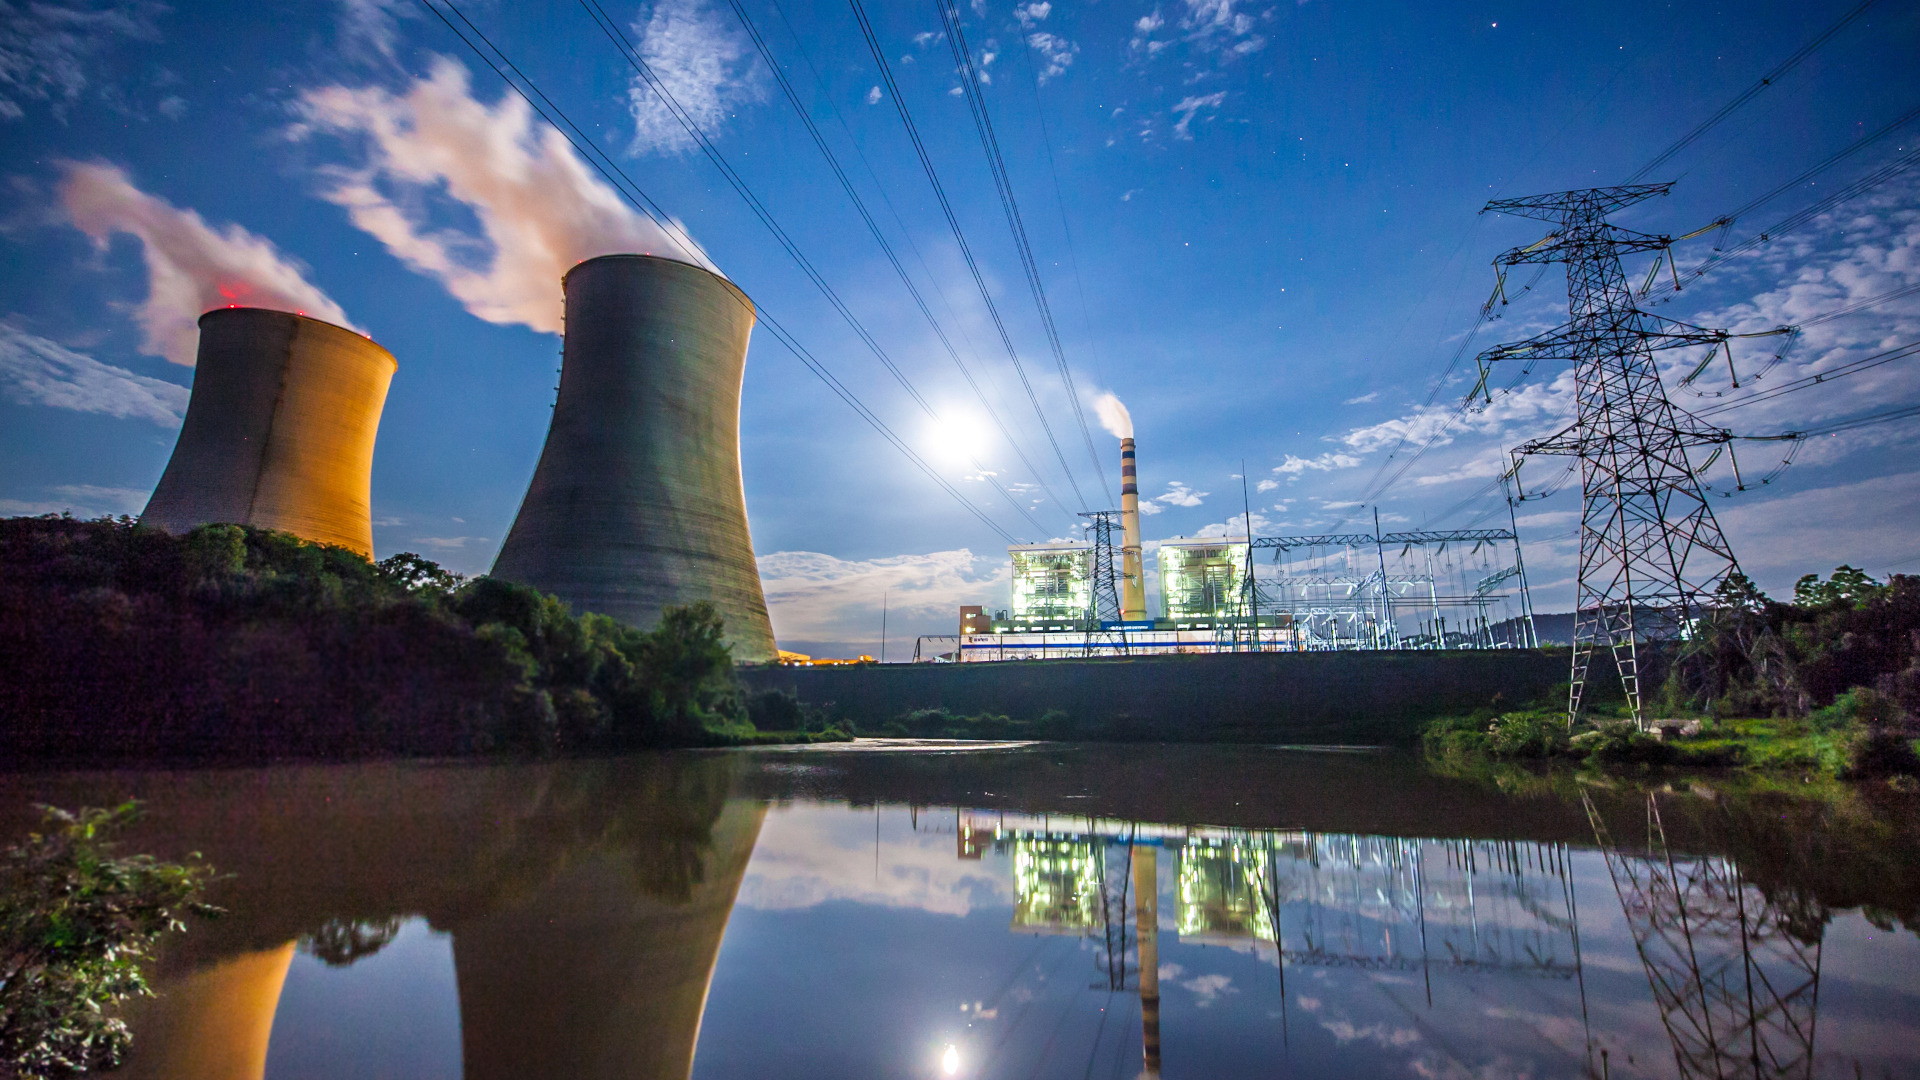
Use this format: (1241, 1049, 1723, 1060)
(0, 804, 215, 1079)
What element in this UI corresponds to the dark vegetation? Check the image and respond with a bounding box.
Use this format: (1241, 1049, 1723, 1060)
(0, 803, 214, 1079)
(0, 516, 827, 762)
(1423, 567, 1920, 781)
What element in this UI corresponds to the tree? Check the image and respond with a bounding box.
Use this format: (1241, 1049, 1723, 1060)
(0, 804, 218, 1078)
(1792, 565, 1886, 608)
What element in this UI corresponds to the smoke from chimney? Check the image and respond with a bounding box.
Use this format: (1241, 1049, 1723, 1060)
(1094, 391, 1133, 440)
(58, 162, 358, 367)
(297, 58, 720, 337)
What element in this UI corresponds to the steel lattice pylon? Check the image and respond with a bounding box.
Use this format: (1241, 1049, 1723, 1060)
(1479, 185, 1742, 726)
(1080, 510, 1128, 656)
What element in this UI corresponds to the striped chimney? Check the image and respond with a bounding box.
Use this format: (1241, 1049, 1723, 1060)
(1120, 437, 1147, 620)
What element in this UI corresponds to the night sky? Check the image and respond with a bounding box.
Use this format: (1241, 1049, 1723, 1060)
(3, 0, 1917, 655)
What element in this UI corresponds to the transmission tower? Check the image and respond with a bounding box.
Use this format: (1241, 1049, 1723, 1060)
(1080, 510, 1128, 657)
(1477, 184, 1742, 727)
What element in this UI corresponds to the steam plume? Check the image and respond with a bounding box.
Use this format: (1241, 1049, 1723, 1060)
(58, 162, 357, 367)
(298, 58, 719, 336)
(1094, 391, 1133, 440)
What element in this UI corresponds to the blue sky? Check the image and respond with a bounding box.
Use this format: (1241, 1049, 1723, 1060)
(3, 0, 1918, 655)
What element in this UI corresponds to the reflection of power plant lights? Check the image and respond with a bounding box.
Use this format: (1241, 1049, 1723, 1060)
(942, 1044, 959, 1074)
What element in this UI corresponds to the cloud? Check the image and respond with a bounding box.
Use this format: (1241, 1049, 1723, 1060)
(1413, 447, 1508, 486)
(0, 320, 187, 425)
(1255, 478, 1279, 492)
(57, 162, 356, 366)
(334, 0, 412, 63)
(1136, 499, 1163, 515)
(1717, 470, 1920, 596)
(1320, 1019, 1422, 1047)
(1196, 511, 1270, 537)
(1026, 31, 1078, 82)
(625, 0, 763, 156)
(1093, 391, 1132, 439)
(737, 805, 1009, 916)
(297, 58, 717, 337)
(1154, 481, 1207, 507)
(1180, 0, 1266, 53)
(1170, 91, 1225, 139)
(410, 536, 487, 550)
(757, 548, 1007, 652)
(0, 0, 164, 120)
(866, 85, 881, 104)
(1343, 391, 1378, 404)
(1179, 973, 1238, 1006)
(1013, 1, 1050, 26)
(1274, 452, 1361, 475)
(0, 483, 149, 518)
(1120, 188, 1142, 201)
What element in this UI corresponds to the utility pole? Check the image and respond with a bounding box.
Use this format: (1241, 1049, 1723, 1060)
(1477, 184, 1742, 727)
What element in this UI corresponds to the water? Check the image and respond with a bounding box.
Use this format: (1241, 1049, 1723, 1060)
(3, 743, 1916, 1079)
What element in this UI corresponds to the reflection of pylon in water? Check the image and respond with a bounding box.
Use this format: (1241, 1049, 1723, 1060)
(1584, 794, 1823, 1079)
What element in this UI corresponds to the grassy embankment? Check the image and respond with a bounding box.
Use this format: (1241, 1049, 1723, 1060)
(0, 515, 847, 762)
(1422, 567, 1920, 784)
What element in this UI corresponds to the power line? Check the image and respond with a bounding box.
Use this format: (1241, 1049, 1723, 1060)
(1798, 400, 1920, 435)
(576, 0, 1046, 538)
(417, 0, 1018, 543)
(935, 0, 1110, 498)
(1694, 339, 1920, 417)
(1625, 0, 1880, 183)
(1651, 145, 1920, 301)
(719, 0, 1072, 533)
(849, 0, 1094, 510)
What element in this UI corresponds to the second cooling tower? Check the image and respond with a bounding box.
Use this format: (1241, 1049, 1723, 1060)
(491, 255, 777, 662)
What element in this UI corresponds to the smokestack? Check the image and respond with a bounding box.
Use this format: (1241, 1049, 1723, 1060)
(141, 308, 396, 559)
(1120, 438, 1147, 621)
(491, 255, 777, 662)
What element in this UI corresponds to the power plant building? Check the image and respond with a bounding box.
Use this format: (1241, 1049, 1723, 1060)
(1158, 537, 1252, 622)
(1007, 541, 1092, 628)
(492, 255, 777, 663)
(141, 308, 396, 559)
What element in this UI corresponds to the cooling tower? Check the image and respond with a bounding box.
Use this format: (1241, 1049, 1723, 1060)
(141, 308, 395, 559)
(491, 255, 777, 662)
(1119, 437, 1147, 621)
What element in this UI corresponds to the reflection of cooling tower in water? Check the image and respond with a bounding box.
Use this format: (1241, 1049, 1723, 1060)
(491, 255, 776, 661)
(141, 309, 396, 559)
(450, 799, 767, 1080)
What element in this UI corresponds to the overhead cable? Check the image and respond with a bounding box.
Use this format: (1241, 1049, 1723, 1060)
(935, 0, 1110, 498)
(1625, 0, 1880, 183)
(1695, 339, 1920, 417)
(848, 0, 1094, 510)
(719, 0, 1072, 531)
(1653, 144, 1920, 301)
(576, 0, 1046, 537)
(418, 0, 1017, 542)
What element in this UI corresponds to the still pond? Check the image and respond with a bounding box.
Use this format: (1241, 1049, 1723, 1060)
(4, 742, 1917, 1079)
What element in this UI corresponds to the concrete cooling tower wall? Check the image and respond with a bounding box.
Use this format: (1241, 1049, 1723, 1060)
(141, 308, 396, 559)
(491, 254, 777, 663)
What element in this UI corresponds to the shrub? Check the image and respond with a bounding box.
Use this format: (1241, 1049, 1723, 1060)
(1486, 713, 1570, 758)
(0, 804, 217, 1078)
(1577, 722, 1676, 768)
(1835, 725, 1920, 779)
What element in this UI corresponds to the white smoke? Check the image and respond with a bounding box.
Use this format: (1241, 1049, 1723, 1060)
(297, 58, 719, 337)
(1094, 391, 1133, 439)
(58, 162, 358, 367)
